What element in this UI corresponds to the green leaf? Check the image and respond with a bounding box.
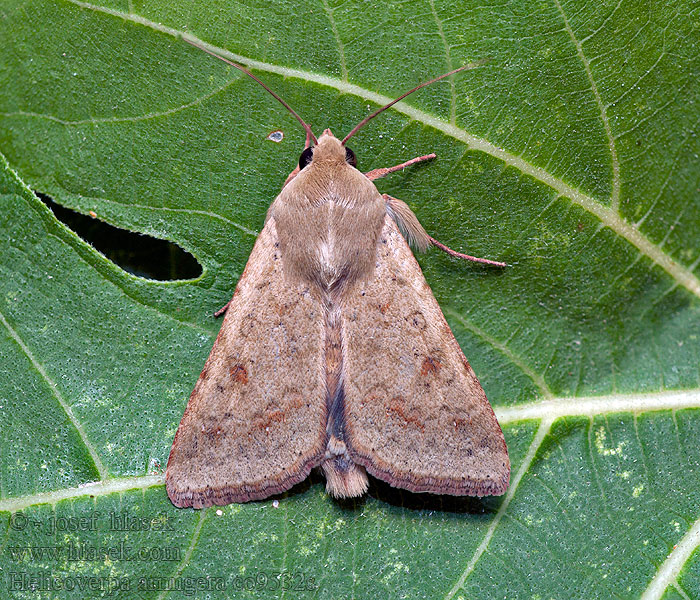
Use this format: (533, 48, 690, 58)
(1, 0, 699, 598)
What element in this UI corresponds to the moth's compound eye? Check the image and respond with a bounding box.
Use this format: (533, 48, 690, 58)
(345, 146, 357, 168)
(299, 147, 314, 170)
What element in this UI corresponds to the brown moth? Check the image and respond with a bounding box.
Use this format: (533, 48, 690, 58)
(166, 39, 510, 508)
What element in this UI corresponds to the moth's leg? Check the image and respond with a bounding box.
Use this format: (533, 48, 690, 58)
(282, 166, 300, 188)
(429, 237, 507, 267)
(383, 194, 431, 251)
(282, 129, 314, 188)
(364, 153, 436, 181)
(383, 194, 507, 267)
(213, 301, 231, 318)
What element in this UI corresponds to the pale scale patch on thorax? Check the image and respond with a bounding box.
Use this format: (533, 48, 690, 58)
(271, 163, 386, 295)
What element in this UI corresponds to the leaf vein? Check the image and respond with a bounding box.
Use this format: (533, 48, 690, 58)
(0, 79, 236, 125)
(445, 307, 554, 399)
(320, 0, 348, 81)
(156, 507, 208, 600)
(0, 310, 107, 480)
(641, 512, 700, 600)
(0, 475, 164, 513)
(444, 418, 553, 599)
(553, 0, 620, 210)
(497, 390, 700, 424)
(427, 0, 456, 124)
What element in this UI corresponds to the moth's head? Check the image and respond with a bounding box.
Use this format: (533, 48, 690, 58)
(298, 129, 357, 170)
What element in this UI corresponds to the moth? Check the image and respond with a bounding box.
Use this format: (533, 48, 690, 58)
(166, 39, 510, 508)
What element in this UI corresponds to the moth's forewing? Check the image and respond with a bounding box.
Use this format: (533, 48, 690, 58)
(165, 219, 327, 507)
(341, 217, 510, 496)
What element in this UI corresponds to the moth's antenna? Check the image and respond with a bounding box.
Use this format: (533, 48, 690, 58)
(183, 37, 318, 145)
(341, 59, 490, 145)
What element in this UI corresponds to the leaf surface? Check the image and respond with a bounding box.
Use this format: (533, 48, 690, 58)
(1, 0, 699, 598)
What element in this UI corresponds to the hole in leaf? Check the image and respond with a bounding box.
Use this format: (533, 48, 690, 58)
(39, 194, 202, 280)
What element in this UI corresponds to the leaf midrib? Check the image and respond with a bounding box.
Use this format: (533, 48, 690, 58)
(24, 0, 700, 302)
(1, 388, 698, 513)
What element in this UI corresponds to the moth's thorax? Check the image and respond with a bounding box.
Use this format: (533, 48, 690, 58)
(270, 134, 386, 296)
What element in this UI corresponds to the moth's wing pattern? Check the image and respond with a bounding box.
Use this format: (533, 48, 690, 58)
(341, 217, 510, 496)
(166, 218, 327, 507)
